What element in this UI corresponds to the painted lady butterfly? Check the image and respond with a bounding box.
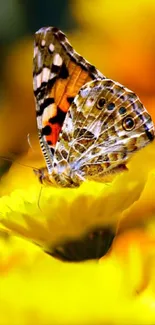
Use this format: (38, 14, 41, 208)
(33, 27, 155, 188)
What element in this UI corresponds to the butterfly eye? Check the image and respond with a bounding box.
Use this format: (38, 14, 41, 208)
(97, 97, 106, 109)
(122, 116, 135, 131)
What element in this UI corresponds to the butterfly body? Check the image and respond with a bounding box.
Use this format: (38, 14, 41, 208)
(33, 27, 155, 188)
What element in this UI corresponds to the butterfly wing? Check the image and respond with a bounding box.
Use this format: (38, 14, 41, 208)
(52, 78, 154, 186)
(33, 27, 104, 173)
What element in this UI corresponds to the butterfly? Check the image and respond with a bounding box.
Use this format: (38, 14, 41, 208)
(33, 27, 155, 188)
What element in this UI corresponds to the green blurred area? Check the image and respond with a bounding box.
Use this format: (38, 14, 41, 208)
(0, 0, 75, 91)
(0, 0, 74, 44)
(0, 0, 75, 176)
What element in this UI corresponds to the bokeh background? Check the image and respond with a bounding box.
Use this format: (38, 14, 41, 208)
(0, 0, 155, 177)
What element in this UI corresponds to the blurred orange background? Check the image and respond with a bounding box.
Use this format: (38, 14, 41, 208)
(0, 0, 155, 175)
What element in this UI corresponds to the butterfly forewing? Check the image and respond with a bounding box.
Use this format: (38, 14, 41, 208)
(33, 27, 105, 173)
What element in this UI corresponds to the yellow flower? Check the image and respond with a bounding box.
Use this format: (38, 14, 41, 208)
(0, 145, 154, 324)
(0, 133, 155, 324)
(0, 142, 155, 253)
(0, 228, 155, 324)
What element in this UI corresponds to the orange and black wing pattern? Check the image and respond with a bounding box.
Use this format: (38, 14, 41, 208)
(33, 27, 105, 172)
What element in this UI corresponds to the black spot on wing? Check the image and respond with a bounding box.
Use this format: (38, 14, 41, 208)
(51, 62, 69, 79)
(56, 30, 66, 42)
(67, 96, 74, 105)
(59, 63, 69, 79)
(74, 128, 94, 138)
(47, 140, 52, 145)
(145, 127, 154, 141)
(34, 82, 47, 99)
(47, 77, 57, 92)
(50, 147, 55, 155)
(51, 27, 59, 33)
(38, 98, 54, 116)
(51, 64, 61, 74)
(34, 77, 57, 102)
(88, 64, 98, 75)
(104, 80, 114, 88)
(49, 107, 66, 125)
(61, 150, 68, 159)
(41, 125, 52, 136)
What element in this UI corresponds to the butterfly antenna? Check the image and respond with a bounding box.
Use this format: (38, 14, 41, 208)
(27, 133, 36, 152)
(0, 155, 40, 171)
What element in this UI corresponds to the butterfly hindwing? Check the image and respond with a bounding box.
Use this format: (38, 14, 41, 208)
(53, 78, 154, 185)
(33, 27, 105, 173)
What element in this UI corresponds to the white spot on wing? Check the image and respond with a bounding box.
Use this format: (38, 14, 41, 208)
(53, 53, 62, 66)
(35, 73, 42, 89)
(80, 87, 90, 98)
(33, 68, 56, 91)
(37, 116, 42, 129)
(41, 39, 46, 47)
(90, 120, 102, 137)
(37, 51, 42, 69)
(86, 98, 95, 107)
(42, 103, 57, 124)
(49, 43, 54, 52)
(64, 117, 74, 134)
(42, 67, 50, 83)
